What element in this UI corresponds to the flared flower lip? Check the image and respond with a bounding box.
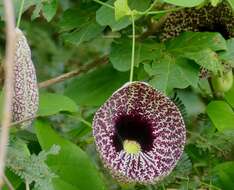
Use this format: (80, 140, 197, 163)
(93, 81, 186, 184)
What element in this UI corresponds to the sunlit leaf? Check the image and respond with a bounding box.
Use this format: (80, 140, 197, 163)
(163, 0, 204, 7)
(207, 101, 234, 132)
(65, 66, 128, 106)
(114, 0, 131, 20)
(35, 120, 106, 190)
(38, 93, 78, 116)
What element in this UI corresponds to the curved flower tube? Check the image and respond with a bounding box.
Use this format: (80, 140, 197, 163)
(93, 82, 186, 184)
(12, 28, 39, 123)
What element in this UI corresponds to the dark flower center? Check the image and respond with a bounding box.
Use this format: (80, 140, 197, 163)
(112, 114, 154, 153)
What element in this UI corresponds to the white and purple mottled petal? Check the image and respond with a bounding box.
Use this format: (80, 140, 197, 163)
(12, 28, 39, 123)
(93, 82, 186, 184)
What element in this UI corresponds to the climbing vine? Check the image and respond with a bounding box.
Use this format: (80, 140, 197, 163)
(0, 0, 234, 189)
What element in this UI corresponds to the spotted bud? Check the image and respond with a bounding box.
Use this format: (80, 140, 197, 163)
(93, 82, 186, 184)
(12, 28, 39, 123)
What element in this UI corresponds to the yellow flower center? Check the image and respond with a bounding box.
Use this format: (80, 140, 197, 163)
(123, 140, 141, 154)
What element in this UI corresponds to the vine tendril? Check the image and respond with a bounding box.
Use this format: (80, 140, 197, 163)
(17, 0, 25, 28)
(129, 12, 135, 82)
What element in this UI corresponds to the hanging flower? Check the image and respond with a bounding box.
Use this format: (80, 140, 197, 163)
(93, 82, 186, 184)
(161, 2, 234, 41)
(12, 28, 39, 123)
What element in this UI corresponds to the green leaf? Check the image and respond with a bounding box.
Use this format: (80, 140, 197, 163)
(0, 0, 39, 18)
(128, 0, 151, 11)
(227, 0, 234, 10)
(167, 32, 227, 53)
(96, 0, 131, 31)
(59, 6, 98, 31)
(225, 83, 234, 108)
(180, 48, 221, 73)
(38, 93, 78, 116)
(42, 0, 58, 22)
(62, 22, 104, 45)
(163, 0, 204, 7)
(144, 56, 199, 94)
(110, 39, 163, 71)
(31, 1, 43, 20)
(207, 101, 234, 132)
(64, 65, 128, 106)
(3, 170, 22, 190)
(29, 0, 58, 21)
(52, 178, 80, 190)
(114, 0, 131, 20)
(59, 5, 104, 45)
(96, 0, 150, 31)
(110, 39, 139, 71)
(176, 90, 206, 117)
(210, 0, 219, 6)
(219, 38, 234, 67)
(35, 120, 106, 190)
(167, 32, 227, 74)
(213, 162, 234, 189)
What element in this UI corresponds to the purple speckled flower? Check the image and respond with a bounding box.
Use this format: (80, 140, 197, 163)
(93, 82, 186, 184)
(12, 28, 39, 123)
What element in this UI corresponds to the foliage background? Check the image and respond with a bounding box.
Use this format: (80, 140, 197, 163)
(0, 0, 234, 189)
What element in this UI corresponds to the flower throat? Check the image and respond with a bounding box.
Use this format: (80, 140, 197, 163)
(112, 114, 154, 153)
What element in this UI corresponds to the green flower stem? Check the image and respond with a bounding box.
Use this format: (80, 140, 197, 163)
(141, 7, 184, 15)
(93, 0, 114, 9)
(129, 13, 135, 82)
(77, 117, 92, 128)
(93, 0, 182, 16)
(140, 0, 158, 14)
(69, 114, 92, 128)
(200, 182, 221, 190)
(17, 0, 25, 28)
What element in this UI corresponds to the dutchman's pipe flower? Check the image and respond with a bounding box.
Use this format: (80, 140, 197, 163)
(93, 82, 186, 184)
